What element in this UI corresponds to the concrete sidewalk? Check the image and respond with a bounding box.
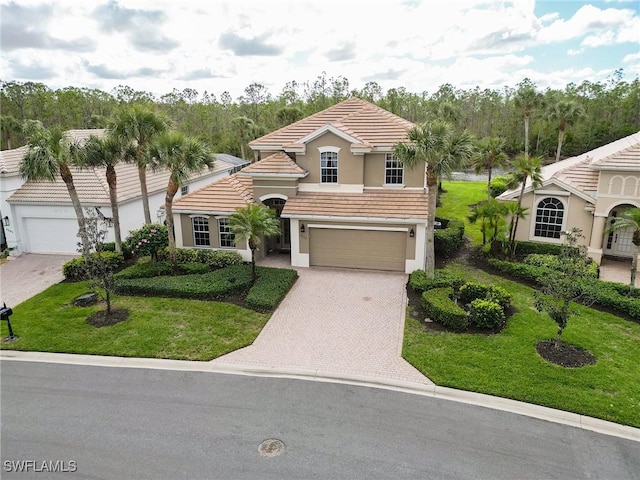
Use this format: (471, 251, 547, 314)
(599, 257, 639, 287)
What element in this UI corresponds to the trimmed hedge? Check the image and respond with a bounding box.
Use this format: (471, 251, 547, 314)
(458, 282, 491, 305)
(157, 247, 243, 269)
(63, 252, 125, 281)
(245, 267, 298, 311)
(513, 241, 568, 256)
(488, 176, 509, 198)
(114, 264, 253, 300)
(468, 299, 505, 329)
(421, 287, 468, 331)
(434, 218, 465, 258)
(524, 253, 598, 278)
(485, 285, 512, 310)
(409, 269, 465, 293)
(114, 260, 210, 279)
(488, 258, 640, 320)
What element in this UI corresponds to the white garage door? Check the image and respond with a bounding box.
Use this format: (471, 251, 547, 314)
(24, 217, 80, 254)
(309, 228, 406, 271)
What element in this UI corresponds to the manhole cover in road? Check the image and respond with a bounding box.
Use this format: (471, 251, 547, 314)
(258, 439, 285, 457)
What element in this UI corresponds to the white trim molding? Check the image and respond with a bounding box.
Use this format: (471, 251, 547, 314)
(259, 193, 289, 202)
(307, 223, 408, 232)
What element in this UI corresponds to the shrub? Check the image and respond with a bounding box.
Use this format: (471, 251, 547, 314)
(115, 264, 253, 300)
(434, 218, 465, 258)
(115, 260, 211, 279)
(421, 287, 468, 331)
(485, 285, 512, 310)
(409, 269, 465, 292)
(125, 224, 168, 259)
(459, 282, 491, 305)
(513, 241, 566, 256)
(524, 253, 598, 278)
(489, 176, 509, 198)
(468, 299, 505, 329)
(63, 252, 125, 281)
(99, 242, 116, 252)
(245, 267, 298, 311)
(158, 247, 243, 269)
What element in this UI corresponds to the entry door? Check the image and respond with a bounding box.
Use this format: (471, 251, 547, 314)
(604, 222, 634, 258)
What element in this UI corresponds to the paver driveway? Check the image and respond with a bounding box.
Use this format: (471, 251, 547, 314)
(213, 267, 432, 385)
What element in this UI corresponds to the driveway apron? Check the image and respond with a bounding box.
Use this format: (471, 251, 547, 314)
(213, 268, 432, 385)
(0, 254, 77, 307)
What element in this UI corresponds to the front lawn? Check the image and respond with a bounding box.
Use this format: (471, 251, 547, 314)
(437, 181, 487, 246)
(404, 263, 640, 428)
(0, 281, 269, 360)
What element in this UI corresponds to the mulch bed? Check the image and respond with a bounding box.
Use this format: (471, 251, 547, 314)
(87, 308, 130, 327)
(536, 340, 597, 368)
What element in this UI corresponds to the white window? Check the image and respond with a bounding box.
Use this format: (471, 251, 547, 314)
(534, 198, 564, 239)
(218, 217, 235, 248)
(192, 216, 210, 246)
(385, 153, 404, 185)
(320, 151, 338, 183)
(181, 185, 189, 196)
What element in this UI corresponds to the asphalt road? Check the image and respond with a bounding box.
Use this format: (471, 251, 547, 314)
(1, 361, 638, 480)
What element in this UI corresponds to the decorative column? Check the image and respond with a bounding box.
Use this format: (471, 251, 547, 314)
(588, 213, 607, 264)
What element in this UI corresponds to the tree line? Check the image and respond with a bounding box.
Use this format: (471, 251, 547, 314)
(2, 71, 639, 161)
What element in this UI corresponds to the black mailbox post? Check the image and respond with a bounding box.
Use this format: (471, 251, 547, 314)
(1, 302, 16, 341)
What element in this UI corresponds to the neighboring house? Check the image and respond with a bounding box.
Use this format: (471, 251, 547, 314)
(498, 131, 640, 265)
(172, 98, 428, 273)
(2, 129, 248, 255)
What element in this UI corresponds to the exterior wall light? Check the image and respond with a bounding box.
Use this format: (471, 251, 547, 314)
(409, 228, 415, 238)
(2, 216, 9, 227)
(300, 224, 305, 233)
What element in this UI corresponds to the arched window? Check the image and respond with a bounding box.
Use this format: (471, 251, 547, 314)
(534, 198, 564, 239)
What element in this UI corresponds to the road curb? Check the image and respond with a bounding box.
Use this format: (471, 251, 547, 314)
(1, 350, 639, 443)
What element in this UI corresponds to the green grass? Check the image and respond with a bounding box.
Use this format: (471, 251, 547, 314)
(404, 263, 640, 427)
(437, 180, 487, 246)
(0, 281, 269, 361)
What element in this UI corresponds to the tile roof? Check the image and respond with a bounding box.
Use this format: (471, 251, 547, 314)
(65, 129, 106, 143)
(0, 145, 29, 174)
(240, 152, 307, 176)
(249, 98, 414, 150)
(591, 142, 640, 169)
(498, 131, 640, 199)
(172, 173, 255, 213)
(8, 159, 235, 205)
(281, 190, 429, 220)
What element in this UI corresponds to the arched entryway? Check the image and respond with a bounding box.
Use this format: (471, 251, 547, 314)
(261, 195, 291, 254)
(604, 203, 638, 259)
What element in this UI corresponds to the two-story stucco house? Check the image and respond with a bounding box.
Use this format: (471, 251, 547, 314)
(172, 98, 428, 273)
(498, 131, 640, 265)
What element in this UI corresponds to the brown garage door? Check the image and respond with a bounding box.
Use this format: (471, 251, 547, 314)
(309, 228, 406, 271)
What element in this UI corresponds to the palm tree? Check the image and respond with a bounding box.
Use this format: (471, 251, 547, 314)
(546, 100, 585, 162)
(109, 105, 170, 224)
(229, 204, 281, 283)
(605, 207, 640, 291)
(468, 198, 508, 246)
(514, 79, 543, 157)
(393, 120, 475, 278)
(77, 135, 131, 252)
(473, 136, 508, 200)
(149, 131, 213, 265)
(506, 153, 542, 255)
(232, 116, 256, 160)
(1, 115, 22, 150)
(20, 126, 90, 256)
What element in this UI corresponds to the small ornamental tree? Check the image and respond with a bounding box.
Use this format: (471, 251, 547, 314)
(533, 228, 594, 348)
(125, 223, 168, 261)
(77, 210, 123, 316)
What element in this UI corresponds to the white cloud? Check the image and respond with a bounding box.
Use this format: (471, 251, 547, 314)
(622, 52, 640, 63)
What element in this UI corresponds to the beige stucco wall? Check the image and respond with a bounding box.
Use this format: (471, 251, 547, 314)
(179, 213, 248, 250)
(296, 220, 416, 259)
(296, 132, 364, 184)
(595, 170, 640, 215)
(363, 152, 423, 188)
(252, 178, 298, 200)
(511, 190, 593, 247)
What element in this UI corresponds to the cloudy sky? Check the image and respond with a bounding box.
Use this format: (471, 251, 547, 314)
(1, 0, 639, 100)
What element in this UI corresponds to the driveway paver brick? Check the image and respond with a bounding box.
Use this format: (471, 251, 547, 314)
(213, 266, 432, 385)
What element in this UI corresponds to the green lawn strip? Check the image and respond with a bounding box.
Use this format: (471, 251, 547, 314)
(404, 263, 640, 427)
(437, 181, 487, 246)
(0, 281, 269, 361)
